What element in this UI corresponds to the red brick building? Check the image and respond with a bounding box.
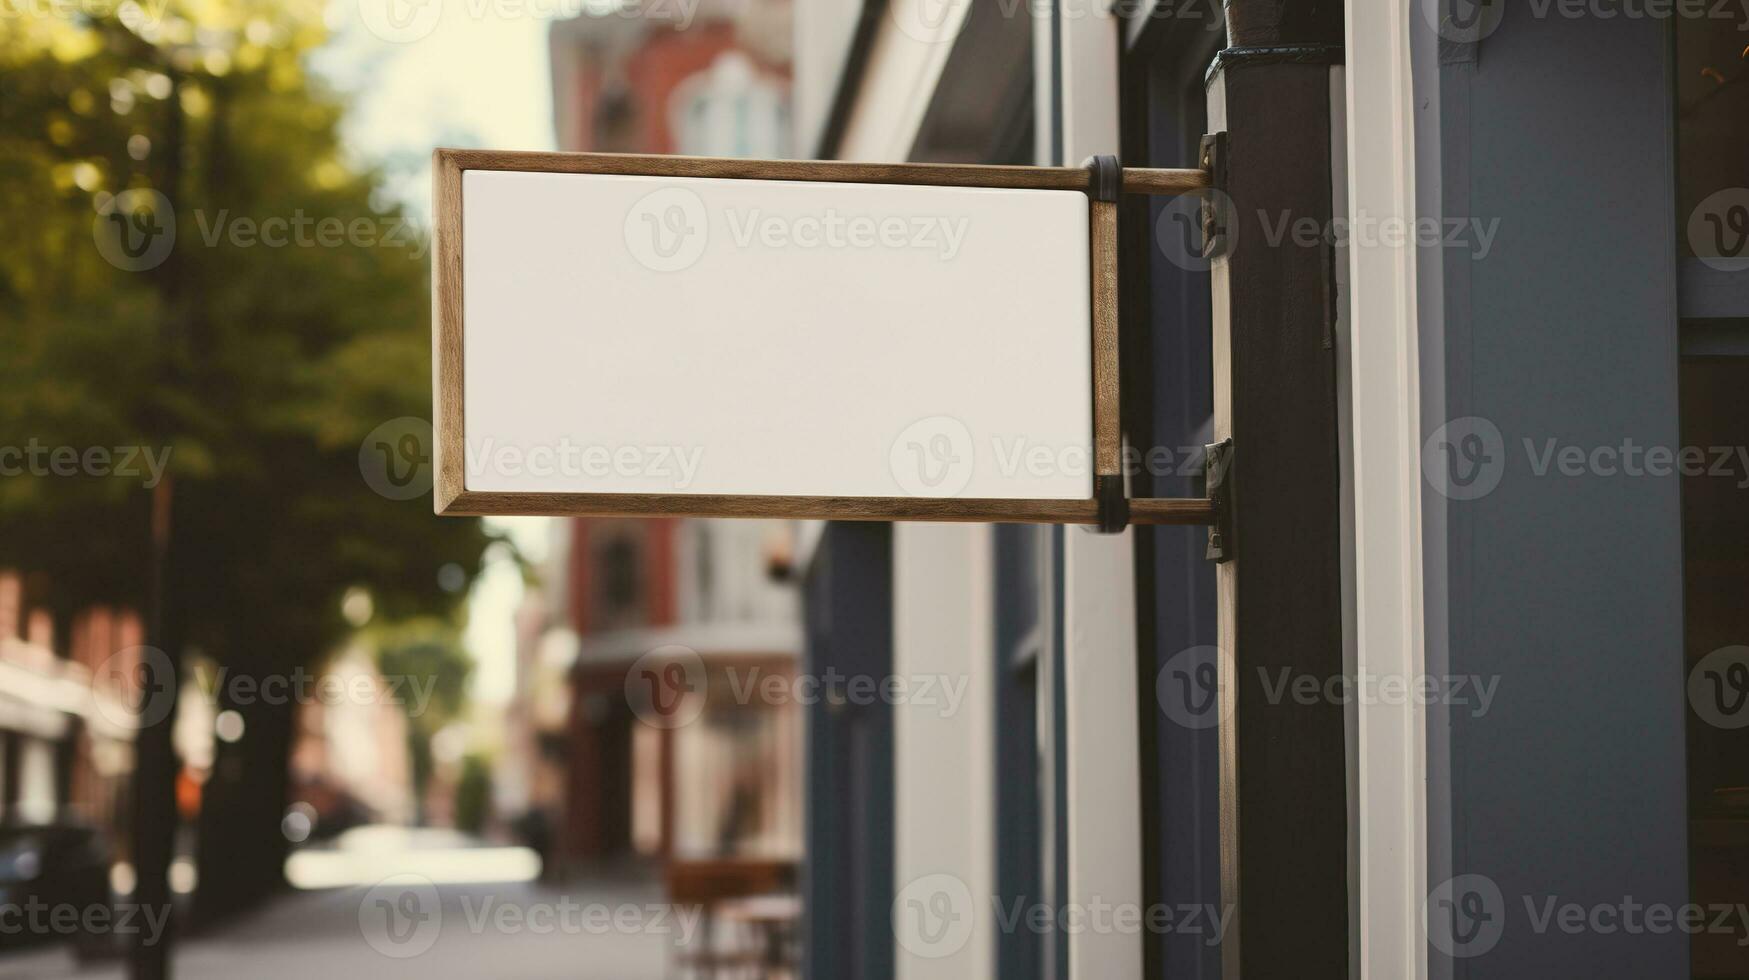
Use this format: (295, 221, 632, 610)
(531, 3, 800, 875)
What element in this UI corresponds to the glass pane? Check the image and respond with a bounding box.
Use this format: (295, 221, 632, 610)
(1682, 355, 1749, 979)
(1679, 10, 1749, 264)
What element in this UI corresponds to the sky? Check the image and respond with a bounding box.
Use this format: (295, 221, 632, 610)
(314, 0, 562, 218)
(315, 0, 562, 704)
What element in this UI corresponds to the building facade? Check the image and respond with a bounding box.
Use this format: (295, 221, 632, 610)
(0, 569, 140, 864)
(525, 4, 805, 879)
(794, 2, 1746, 979)
(534, 514, 805, 872)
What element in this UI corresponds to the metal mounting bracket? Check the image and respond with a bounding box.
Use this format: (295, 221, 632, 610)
(1205, 437, 1235, 562)
(1199, 132, 1231, 259)
(1076, 154, 1232, 533)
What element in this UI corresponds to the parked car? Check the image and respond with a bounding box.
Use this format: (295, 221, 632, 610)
(0, 825, 116, 959)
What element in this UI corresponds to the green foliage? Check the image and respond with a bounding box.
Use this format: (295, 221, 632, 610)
(452, 753, 492, 837)
(374, 623, 474, 733)
(0, 2, 490, 659)
(373, 622, 474, 814)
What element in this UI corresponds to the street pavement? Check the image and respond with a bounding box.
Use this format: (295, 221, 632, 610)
(0, 877, 675, 980)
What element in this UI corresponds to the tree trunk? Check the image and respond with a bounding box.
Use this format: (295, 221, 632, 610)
(191, 666, 297, 928)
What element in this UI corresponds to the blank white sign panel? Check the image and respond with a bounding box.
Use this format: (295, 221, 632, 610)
(461, 169, 1092, 499)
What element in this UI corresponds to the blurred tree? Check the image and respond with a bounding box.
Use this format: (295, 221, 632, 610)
(452, 754, 492, 838)
(374, 625, 475, 825)
(0, 0, 492, 926)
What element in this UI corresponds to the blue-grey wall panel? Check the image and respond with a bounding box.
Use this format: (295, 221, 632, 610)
(1426, 10, 1689, 977)
(803, 523, 895, 980)
(993, 524, 1044, 980)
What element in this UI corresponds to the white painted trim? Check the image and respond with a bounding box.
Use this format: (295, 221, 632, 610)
(892, 523, 996, 980)
(836, 0, 973, 162)
(1063, 531, 1144, 980)
(1051, 7, 1139, 980)
(1056, 4, 1120, 162)
(1036, 0, 1121, 163)
(1344, 3, 1430, 979)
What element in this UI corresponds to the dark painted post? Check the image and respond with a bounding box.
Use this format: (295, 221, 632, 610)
(1205, 11, 1349, 977)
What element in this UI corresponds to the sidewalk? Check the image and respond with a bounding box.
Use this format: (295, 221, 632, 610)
(0, 877, 674, 980)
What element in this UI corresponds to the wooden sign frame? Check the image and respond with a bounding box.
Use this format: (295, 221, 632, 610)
(432, 148, 1215, 528)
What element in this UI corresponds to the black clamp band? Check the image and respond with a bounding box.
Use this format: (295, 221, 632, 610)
(1085, 154, 1124, 534)
(1084, 154, 1121, 203)
(1094, 473, 1129, 534)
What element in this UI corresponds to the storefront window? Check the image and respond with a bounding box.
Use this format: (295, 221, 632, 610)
(1679, 12, 1749, 979)
(1677, 12, 1749, 251)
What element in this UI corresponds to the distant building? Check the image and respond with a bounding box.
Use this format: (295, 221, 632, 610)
(555, 517, 801, 868)
(516, 511, 803, 873)
(0, 569, 140, 847)
(549, 0, 792, 158)
(514, 3, 801, 877)
(284, 646, 415, 832)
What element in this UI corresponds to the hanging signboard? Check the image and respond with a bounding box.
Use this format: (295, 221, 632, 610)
(432, 149, 1212, 528)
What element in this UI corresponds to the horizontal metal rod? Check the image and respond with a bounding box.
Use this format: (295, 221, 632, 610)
(1121, 168, 1212, 196)
(1129, 497, 1218, 526)
(438, 489, 1216, 527)
(435, 149, 1210, 197)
